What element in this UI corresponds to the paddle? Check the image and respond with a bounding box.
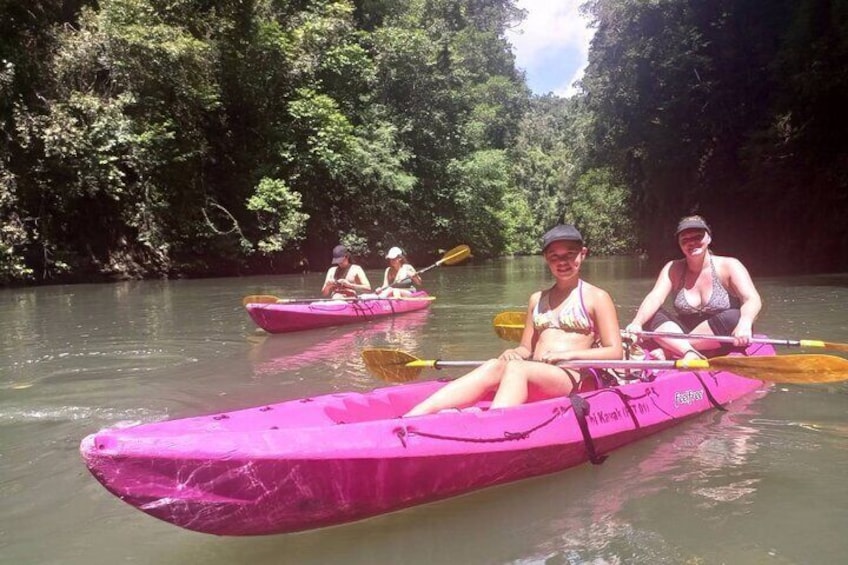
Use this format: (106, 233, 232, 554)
(631, 330, 848, 353)
(361, 348, 848, 385)
(492, 311, 848, 353)
(389, 244, 471, 288)
(492, 311, 527, 342)
(242, 294, 358, 306)
(243, 245, 470, 307)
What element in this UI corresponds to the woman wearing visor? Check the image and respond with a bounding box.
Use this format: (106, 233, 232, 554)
(625, 215, 762, 359)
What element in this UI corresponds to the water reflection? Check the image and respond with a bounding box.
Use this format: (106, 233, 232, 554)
(248, 311, 430, 382)
(504, 390, 768, 564)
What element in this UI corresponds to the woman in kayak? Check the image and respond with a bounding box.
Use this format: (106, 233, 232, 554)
(405, 224, 622, 416)
(321, 244, 372, 299)
(625, 215, 761, 359)
(375, 247, 422, 298)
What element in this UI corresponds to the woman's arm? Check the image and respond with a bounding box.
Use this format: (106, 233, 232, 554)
(375, 267, 391, 293)
(321, 267, 338, 296)
(390, 264, 420, 288)
(725, 257, 762, 345)
(353, 266, 373, 293)
(626, 261, 675, 332)
(588, 289, 624, 360)
(406, 264, 423, 286)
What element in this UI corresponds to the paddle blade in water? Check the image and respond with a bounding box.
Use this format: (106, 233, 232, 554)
(361, 349, 424, 383)
(708, 354, 848, 384)
(243, 295, 280, 306)
(493, 311, 525, 342)
(821, 341, 848, 353)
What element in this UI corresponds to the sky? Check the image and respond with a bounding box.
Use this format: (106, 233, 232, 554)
(505, 0, 596, 97)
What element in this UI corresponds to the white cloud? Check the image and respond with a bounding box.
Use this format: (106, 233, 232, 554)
(506, 0, 596, 97)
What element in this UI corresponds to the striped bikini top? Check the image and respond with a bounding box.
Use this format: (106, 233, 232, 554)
(673, 257, 740, 315)
(532, 280, 595, 336)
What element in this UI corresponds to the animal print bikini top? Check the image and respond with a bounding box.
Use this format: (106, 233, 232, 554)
(673, 257, 740, 315)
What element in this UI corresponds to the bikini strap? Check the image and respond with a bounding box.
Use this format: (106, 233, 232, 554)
(533, 288, 550, 318)
(673, 259, 687, 293)
(576, 279, 595, 334)
(709, 255, 723, 290)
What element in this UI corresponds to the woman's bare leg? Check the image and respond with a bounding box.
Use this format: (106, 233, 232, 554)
(650, 321, 701, 359)
(490, 361, 578, 409)
(404, 359, 505, 416)
(685, 320, 723, 351)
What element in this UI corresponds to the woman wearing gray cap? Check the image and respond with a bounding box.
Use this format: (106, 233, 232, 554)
(625, 215, 761, 359)
(321, 244, 372, 299)
(405, 224, 622, 416)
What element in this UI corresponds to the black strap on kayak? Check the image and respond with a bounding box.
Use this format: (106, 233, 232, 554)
(569, 394, 607, 465)
(393, 408, 563, 445)
(693, 372, 727, 412)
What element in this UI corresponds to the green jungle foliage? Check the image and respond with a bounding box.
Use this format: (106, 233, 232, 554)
(1, 0, 846, 283)
(581, 0, 848, 273)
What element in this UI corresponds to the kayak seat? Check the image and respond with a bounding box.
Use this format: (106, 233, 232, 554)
(577, 368, 623, 392)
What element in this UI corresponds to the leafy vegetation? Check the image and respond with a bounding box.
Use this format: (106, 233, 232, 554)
(1, 0, 846, 284)
(581, 0, 848, 272)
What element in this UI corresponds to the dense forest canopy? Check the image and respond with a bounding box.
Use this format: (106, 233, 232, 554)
(1, 0, 846, 284)
(581, 0, 848, 273)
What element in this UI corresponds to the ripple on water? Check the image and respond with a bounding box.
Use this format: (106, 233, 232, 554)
(0, 404, 165, 425)
(1, 344, 206, 389)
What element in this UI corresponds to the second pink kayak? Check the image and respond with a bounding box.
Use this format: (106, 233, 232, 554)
(245, 291, 433, 333)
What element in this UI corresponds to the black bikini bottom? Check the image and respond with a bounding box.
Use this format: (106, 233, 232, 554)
(646, 307, 741, 335)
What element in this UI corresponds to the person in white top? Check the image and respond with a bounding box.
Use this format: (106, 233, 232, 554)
(376, 247, 422, 298)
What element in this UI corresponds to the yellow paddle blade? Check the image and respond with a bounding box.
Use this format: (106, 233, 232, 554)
(819, 341, 848, 353)
(439, 244, 471, 266)
(361, 348, 426, 383)
(704, 354, 848, 384)
(242, 294, 280, 306)
(493, 311, 525, 342)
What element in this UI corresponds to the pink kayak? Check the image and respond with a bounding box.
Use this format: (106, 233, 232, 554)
(245, 291, 433, 333)
(80, 342, 772, 536)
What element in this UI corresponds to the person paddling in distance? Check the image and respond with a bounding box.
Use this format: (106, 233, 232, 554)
(375, 247, 422, 298)
(625, 215, 762, 359)
(405, 224, 622, 416)
(321, 244, 372, 299)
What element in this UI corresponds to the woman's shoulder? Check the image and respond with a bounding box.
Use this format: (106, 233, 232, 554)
(528, 289, 544, 308)
(712, 254, 749, 276)
(712, 254, 744, 268)
(658, 259, 685, 283)
(664, 258, 685, 272)
(581, 280, 611, 298)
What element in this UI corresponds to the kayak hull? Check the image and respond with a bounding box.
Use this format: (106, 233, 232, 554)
(80, 342, 773, 536)
(245, 292, 432, 333)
